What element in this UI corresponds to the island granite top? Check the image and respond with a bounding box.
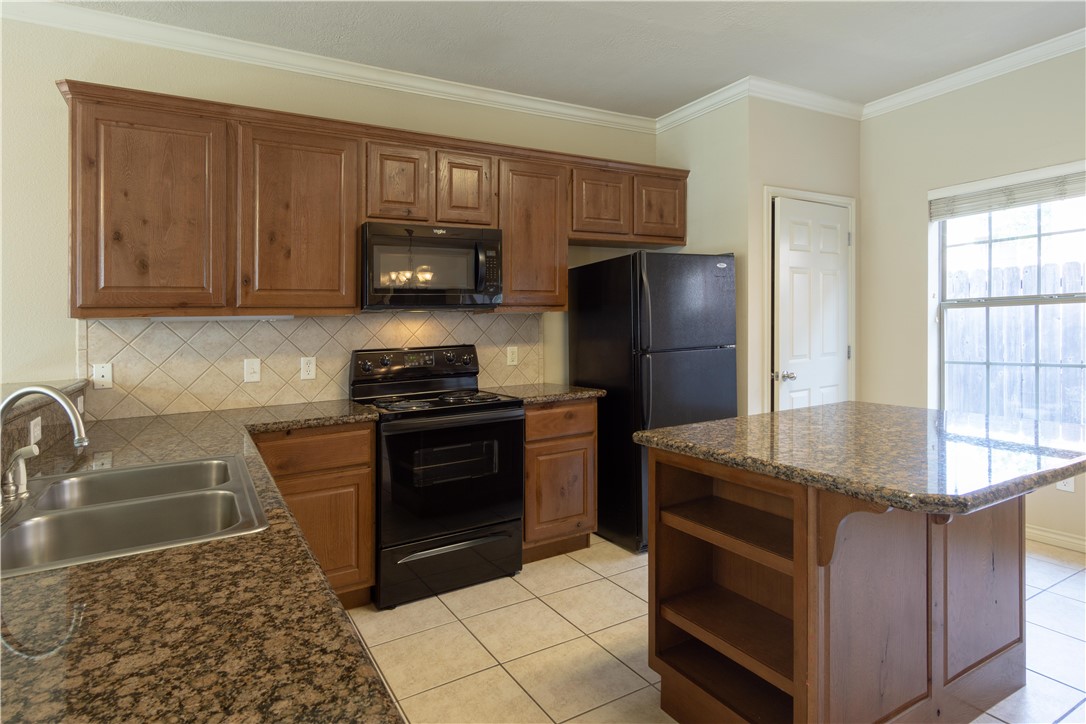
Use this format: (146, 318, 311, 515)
(634, 401, 1086, 514)
(1, 400, 398, 723)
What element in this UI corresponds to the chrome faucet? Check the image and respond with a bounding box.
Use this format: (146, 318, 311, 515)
(1, 385, 90, 520)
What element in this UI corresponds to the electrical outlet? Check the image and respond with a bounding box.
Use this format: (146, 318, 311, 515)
(76, 394, 84, 414)
(506, 346, 518, 365)
(1056, 478, 1076, 493)
(300, 357, 316, 380)
(29, 417, 42, 445)
(243, 358, 261, 383)
(92, 362, 113, 389)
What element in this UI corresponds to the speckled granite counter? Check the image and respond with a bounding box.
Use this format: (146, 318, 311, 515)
(634, 401, 1086, 514)
(1, 401, 400, 722)
(487, 383, 605, 406)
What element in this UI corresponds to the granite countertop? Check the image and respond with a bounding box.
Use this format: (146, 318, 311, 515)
(634, 401, 1086, 514)
(487, 383, 605, 405)
(1, 400, 398, 722)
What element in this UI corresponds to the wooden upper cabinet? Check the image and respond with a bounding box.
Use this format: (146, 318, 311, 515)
(70, 101, 229, 314)
(436, 151, 495, 226)
(634, 174, 686, 238)
(498, 159, 568, 309)
(238, 124, 360, 309)
(366, 142, 432, 221)
(572, 167, 632, 235)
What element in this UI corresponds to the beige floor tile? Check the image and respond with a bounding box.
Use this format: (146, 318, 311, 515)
(969, 714, 1006, 724)
(398, 666, 550, 724)
(463, 599, 582, 662)
(504, 637, 646, 722)
(1061, 699, 1085, 724)
(1026, 585, 1043, 599)
(590, 616, 659, 684)
(590, 534, 607, 545)
(1051, 571, 1086, 603)
(1025, 623, 1086, 691)
(570, 686, 676, 723)
(543, 579, 647, 634)
(1026, 558, 1081, 590)
(610, 566, 648, 601)
(369, 621, 497, 699)
(1027, 591, 1086, 640)
(1027, 540, 1086, 571)
(438, 575, 533, 619)
(348, 597, 456, 646)
(516, 555, 602, 597)
(568, 540, 648, 577)
(986, 669, 1086, 724)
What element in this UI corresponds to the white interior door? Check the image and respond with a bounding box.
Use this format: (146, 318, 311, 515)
(773, 197, 851, 410)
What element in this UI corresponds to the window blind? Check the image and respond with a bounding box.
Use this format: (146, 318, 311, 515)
(929, 170, 1085, 221)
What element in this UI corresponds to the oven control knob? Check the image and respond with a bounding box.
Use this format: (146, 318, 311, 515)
(360, 360, 374, 373)
(379, 355, 392, 368)
(444, 350, 457, 364)
(461, 354, 473, 366)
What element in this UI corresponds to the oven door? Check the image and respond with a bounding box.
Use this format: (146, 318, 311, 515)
(378, 407, 524, 548)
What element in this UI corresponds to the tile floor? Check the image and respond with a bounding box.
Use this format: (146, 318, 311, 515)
(347, 536, 1086, 724)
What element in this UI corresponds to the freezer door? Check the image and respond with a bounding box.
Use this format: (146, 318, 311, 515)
(637, 251, 736, 352)
(640, 347, 738, 429)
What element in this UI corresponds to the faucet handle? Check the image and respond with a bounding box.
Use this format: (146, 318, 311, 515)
(4, 444, 40, 499)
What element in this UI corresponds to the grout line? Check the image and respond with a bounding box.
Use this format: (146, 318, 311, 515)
(1053, 696, 1086, 723)
(1025, 666, 1086, 695)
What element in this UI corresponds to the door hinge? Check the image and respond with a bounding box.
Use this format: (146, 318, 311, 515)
(847, 345, 852, 360)
(847, 232, 852, 247)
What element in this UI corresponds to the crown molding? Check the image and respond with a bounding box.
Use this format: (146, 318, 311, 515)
(655, 77, 751, 133)
(747, 77, 864, 120)
(2, 1, 657, 134)
(862, 28, 1086, 120)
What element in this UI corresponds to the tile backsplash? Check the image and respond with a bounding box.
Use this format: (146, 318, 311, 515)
(80, 312, 543, 420)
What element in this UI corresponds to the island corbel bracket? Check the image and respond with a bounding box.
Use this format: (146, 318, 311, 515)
(816, 490, 892, 567)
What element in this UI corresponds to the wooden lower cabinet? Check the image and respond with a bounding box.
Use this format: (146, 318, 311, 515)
(648, 447, 1026, 723)
(253, 422, 375, 607)
(523, 399, 597, 562)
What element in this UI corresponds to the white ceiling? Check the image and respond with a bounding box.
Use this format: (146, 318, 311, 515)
(65, 1, 1086, 118)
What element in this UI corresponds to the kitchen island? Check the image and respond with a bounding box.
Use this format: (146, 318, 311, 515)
(0, 401, 400, 722)
(634, 401, 1086, 723)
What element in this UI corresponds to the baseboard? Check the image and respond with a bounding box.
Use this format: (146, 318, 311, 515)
(1025, 524, 1086, 553)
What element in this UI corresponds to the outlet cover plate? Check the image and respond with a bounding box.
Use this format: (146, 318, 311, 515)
(29, 417, 42, 445)
(506, 346, 518, 365)
(92, 362, 113, 389)
(243, 358, 261, 383)
(1055, 478, 1075, 493)
(300, 357, 316, 380)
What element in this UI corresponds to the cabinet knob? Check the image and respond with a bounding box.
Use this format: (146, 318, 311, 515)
(242, 276, 251, 287)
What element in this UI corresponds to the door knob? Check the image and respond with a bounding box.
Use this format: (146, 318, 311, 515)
(771, 371, 798, 381)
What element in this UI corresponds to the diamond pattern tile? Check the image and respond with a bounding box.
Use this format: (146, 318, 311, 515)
(78, 312, 543, 418)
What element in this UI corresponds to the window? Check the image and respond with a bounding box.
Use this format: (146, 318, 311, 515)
(933, 169, 1085, 449)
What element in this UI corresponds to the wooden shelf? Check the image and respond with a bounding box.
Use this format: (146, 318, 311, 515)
(661, 497, 793, 574)
(661, 584, 794, 694)
(659, 639, 793, 723)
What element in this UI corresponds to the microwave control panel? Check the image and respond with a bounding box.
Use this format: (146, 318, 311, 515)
(484, 249, 500, 289)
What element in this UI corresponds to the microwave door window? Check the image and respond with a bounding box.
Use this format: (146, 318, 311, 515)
(374, 245, 475, 290)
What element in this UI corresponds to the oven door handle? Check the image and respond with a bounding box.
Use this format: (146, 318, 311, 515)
(396, 533, 512, 564)
(379, 407, 525, 434)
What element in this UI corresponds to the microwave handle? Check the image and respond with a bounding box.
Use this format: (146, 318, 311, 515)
(476, 244, 486, 290)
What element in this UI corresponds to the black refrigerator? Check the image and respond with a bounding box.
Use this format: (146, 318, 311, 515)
(568, 251, 737, 552)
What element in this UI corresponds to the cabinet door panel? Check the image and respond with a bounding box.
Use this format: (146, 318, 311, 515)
(238, 124, 359, 309)
(281, 468, 374, 590)
(634, 175, 685, 238)
(498, 159, 568, 308)
(73, 102, 228, 311)
(367, 142, 432, 220)
(572, 168, 632, 234)
(525, 434, 596, 542)
(437, 151, 494, 225)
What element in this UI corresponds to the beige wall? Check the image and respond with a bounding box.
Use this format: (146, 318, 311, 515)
(0, 20, 655, 384)
(859, 50, 1086, 543)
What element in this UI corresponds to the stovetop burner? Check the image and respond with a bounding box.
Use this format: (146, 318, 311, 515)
(373, 396, 407, 406)
(383, 400, 433, 411)
(439, 390, 499, 403)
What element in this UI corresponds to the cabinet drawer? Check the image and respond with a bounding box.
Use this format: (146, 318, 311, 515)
(525, 400, 596, 441)
(255, 423, 372, 476)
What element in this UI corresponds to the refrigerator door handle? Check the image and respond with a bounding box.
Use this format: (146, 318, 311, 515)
(642, 354, 653, 429)
(639, 257, 652, 352)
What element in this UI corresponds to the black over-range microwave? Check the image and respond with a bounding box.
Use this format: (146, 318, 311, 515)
(361, 222, 502, 309)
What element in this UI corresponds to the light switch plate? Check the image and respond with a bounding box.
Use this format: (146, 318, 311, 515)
(29, 416, 42, 445)
(506, 346, 518, 365)
(243, 358, 261, 383)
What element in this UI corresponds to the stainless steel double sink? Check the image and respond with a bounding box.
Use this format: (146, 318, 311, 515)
(1, 456, 268, 578)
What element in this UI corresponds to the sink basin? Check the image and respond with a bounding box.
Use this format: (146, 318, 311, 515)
(34, 459, 230, 510)
(1, 456, 268, 578)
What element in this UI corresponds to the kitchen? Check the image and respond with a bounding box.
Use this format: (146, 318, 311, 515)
(2, 2, 1085, 722)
